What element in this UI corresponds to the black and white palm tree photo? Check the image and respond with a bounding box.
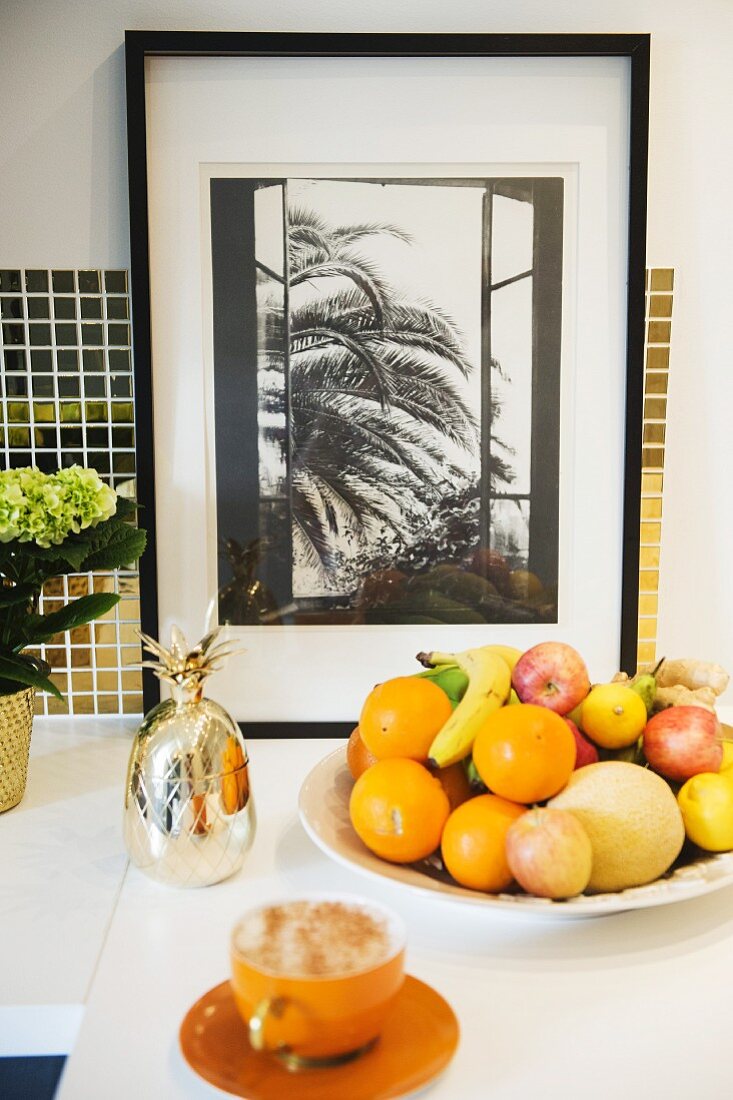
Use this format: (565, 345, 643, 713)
(211, 174, 563, 626)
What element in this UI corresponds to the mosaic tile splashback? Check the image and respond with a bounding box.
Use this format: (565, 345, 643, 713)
(0, 268, 142, 715)
(0, 265, 672, 713)
(637, 267, 673, 671)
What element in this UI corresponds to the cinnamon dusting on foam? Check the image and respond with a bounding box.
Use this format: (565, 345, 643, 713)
(233, 900, 395, 978)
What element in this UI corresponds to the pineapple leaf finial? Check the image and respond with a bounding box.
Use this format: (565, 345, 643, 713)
(137, 626, 241, 690)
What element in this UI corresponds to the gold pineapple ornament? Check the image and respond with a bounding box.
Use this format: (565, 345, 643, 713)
(123, 627, 255, 887)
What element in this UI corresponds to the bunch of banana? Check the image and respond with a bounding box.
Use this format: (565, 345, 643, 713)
(416, 645, 517, 767)
(416, 664, 469, 708)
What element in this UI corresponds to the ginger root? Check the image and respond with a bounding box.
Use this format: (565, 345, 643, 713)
(655, 658, 729, 697)
(653, 684, 717, 713)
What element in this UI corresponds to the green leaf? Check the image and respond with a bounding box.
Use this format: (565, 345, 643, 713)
(25, 592, 120, 643)
(75, 511, 134, 554)
(114, 497, 138, 520)
(78, 525, 146, 571)
(0, 505, 141, 574)
(0, 653, 64, 701)
(0, 583, 37, 606)
(25, 539, 92, 571)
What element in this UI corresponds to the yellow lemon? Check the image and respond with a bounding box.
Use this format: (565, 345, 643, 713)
(677, 772, 733, 851)
(580, 683, 647, 749)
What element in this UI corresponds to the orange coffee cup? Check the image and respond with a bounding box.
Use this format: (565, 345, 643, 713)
(230, 894, 406, 1067)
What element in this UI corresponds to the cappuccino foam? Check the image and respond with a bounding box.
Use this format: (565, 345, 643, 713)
(232, 899, 398, 978)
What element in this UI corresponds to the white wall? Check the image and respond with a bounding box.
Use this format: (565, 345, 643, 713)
(2, 0, 733, 690)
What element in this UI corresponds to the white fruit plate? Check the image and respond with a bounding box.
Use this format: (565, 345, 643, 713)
(298, 747, 733, 919)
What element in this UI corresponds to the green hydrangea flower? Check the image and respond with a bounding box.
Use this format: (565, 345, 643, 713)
(0, 466, 117, 548)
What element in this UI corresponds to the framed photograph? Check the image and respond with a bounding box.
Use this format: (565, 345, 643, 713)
(125, 32, 649, 730)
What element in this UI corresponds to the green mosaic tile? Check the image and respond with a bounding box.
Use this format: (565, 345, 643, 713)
(80, 297, 102, 319)
(78, 270, 101, 293)
(0, 270, 22, 292)
(28, 297, 50, 319)
(51, 270, 75, 293)
(25, 270, 48, 292)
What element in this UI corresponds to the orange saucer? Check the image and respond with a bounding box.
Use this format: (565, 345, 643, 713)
(180, 974, 459, 1100)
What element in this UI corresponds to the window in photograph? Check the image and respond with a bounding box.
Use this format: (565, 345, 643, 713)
(210, 174, 563, 627)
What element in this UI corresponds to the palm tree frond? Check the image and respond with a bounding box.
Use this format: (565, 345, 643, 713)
(331, 222, 413, 246)
(290, 261, 389, 329)
(274, 204, 515, 582)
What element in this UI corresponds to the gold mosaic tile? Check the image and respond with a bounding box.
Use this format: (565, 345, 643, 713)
(119, 623, 140, 646)
(644, 398, 666, 420)
(94, 644, 119, 667)
(648, 320, 671, 343)
(649, 295, 673, 318)
(640, 522, 662, 544)
(643, 423, 666, 445)
(645, 372, 668, 395)
(641, 473, 664, 495)
(650, 269, 674, 291)
(97, 694, 121, 713)
(96, 671, 120, 692)
(646, 346, 669, 370)
(642, 446, 665, 470)
(639, 546, 660, 569)
(641, 498, 663, 520)
(72, 696, 97, 715)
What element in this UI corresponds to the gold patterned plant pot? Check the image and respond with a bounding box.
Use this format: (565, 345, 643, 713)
(123, 628, 256, 887)
(0, 687, 35, 813)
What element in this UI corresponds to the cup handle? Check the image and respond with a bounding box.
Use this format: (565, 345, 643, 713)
(248, 996, 288, 1052)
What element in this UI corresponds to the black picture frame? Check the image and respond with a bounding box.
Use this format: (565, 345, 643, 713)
(125, 31, 650, 732)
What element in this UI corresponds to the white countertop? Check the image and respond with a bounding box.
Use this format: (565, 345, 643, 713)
(0, 717, 132, 1056)
(4, 715, 733, 1099)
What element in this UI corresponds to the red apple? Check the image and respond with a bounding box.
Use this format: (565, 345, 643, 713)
(512, 642, 591, 715)
(642, 705, 722, 782)
(564, 718, 599, 769)
(505, 808, 593, 899)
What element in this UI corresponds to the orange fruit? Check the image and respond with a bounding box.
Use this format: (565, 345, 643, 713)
(441, 793, 525, 892)
(437, 761, 474, 810)
(349, 758, 450, 863)
(473, 704, 576, 803)
(359, 676, 452, 761)
(346, 726, 378, 780)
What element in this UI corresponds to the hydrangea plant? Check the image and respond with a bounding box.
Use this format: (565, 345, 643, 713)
(0, 466, 146, 700)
